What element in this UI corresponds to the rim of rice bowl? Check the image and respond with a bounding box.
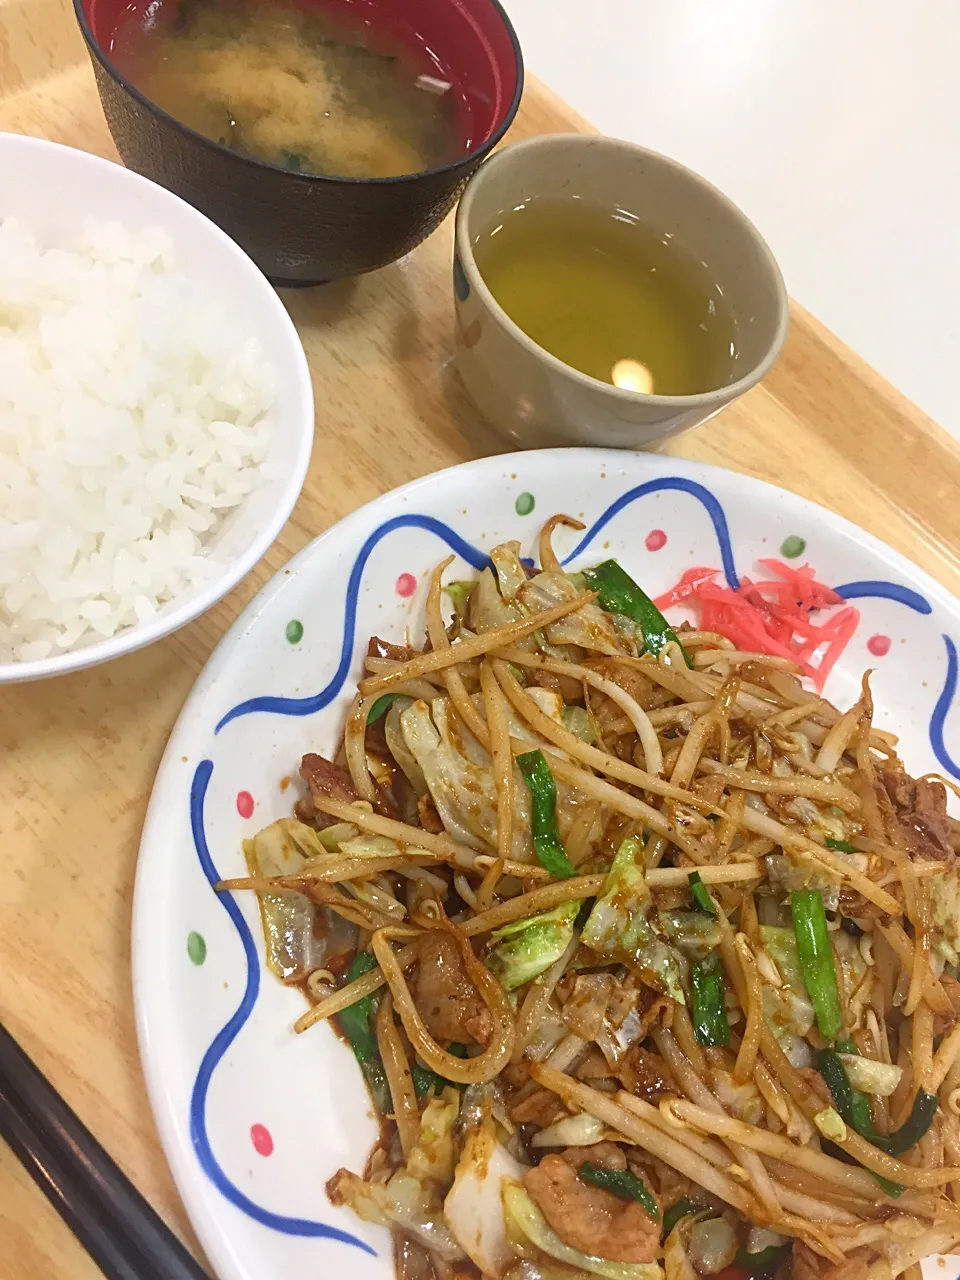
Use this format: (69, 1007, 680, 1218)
(0, 134, 314, 684)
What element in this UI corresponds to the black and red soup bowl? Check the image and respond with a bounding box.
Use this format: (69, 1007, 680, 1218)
(75, 0, 523, 284)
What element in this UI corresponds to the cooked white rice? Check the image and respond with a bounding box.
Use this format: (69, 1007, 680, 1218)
(0, 216, 275, 664)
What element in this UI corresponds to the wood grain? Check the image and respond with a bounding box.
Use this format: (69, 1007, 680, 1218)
(1, 2, 959, 1276)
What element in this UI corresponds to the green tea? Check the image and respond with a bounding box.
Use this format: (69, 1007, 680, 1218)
(110, 0, 461, 179)
(473, 199, 739, 396)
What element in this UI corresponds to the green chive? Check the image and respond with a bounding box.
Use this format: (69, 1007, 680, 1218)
(825, 837, 857, 853)
(516, 750, 576, 879)
(688, 870, 718, 916)
(791, 890, 842, 1040)
(578, 1163, 659, 1220)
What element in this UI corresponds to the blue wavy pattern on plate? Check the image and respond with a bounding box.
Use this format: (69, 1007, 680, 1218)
(216, 515, 491, 732)
(834, 580, 933, 614)
(931, 636, 960, 779)
(188, 758, 375, 1253)
(188, 475, 959, 1240)
(560, 477, 740, 588)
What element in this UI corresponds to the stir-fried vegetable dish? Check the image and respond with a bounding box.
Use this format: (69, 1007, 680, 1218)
(220, 515, 960, 1280)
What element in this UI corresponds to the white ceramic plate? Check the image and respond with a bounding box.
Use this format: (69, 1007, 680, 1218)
(134, 448, 960, 1280)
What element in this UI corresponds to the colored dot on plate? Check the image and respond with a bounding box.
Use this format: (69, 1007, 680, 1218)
(515, 492, 535, 516)
(780, 534, 806, 558)
(645, 528, 667, 552)
(250, 1123, 274, 1157)
(236, 790, 255, 819)
(285, 618, 304, 644)
(395, 572, 417, 598)
(867, 634, 892, 657)
(187, 932, 207, 966)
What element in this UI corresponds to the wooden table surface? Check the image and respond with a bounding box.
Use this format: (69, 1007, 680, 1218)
(3, 2, 960, 1276)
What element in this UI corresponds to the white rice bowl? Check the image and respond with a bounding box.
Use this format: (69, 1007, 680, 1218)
(0, 134, 313, 683)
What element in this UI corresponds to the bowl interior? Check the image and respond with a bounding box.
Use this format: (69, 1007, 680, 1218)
(460, 136, 788, 391)
(82, 0, 521, 162)
(0, 134, 313, 682)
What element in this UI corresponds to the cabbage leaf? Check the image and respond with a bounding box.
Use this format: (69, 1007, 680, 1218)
(582, 837, 685, 1003)
(486, 901, 580, 991)
(243, 820, 355, 982)
(400, 696, 533, 858)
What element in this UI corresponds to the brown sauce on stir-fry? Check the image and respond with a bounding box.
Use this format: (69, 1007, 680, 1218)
(221, 518, 960, 1280)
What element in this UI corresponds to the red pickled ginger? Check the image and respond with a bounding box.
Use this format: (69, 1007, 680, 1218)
(654, 560, 859, 691)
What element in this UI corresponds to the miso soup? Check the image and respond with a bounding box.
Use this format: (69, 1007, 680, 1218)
(473, 198, 739, 396)
(110, 0, 463, 179)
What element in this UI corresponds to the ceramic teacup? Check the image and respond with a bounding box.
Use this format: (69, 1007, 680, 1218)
(453, 133, 789, 449)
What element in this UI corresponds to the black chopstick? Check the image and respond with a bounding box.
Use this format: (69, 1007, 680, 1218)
(0, 1086, 159, 1280)
(0, 1022, 208, 1280)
